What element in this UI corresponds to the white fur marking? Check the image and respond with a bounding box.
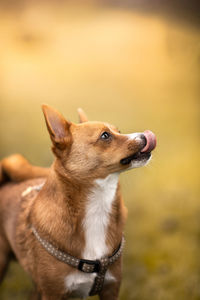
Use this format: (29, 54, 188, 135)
(65, 270, 116, 298)
(21, 183, 44, 197)
(65, 272, 96, 298)
(128, 154, 152, 169)
(65, 173, 118, 297)
(127, 132, 142, 142)
(83, 173, 119, 259)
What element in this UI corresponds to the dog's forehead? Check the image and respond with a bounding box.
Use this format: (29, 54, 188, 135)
(72, 121, 118, 135)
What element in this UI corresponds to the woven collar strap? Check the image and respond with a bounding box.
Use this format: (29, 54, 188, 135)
(31, 226, 125, 296)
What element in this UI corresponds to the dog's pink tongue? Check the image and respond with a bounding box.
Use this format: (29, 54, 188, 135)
(141, 130, 157, 153)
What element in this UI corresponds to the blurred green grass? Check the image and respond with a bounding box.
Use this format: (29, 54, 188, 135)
(0, 2, 199, 300)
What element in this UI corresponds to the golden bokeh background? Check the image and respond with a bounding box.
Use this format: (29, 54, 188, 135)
(0, 1, 199, 299)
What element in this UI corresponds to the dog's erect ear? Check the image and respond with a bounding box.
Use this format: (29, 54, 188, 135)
(42, 104, 71, 150)
(77, 108, 88, 123)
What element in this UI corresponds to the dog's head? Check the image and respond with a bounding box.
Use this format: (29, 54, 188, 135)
(42, 105, 156, 180)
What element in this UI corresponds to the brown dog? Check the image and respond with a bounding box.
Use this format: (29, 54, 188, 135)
(0, 105, 156, 299)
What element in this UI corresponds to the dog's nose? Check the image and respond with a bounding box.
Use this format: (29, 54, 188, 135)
(140, 134, 147, 146)
(134, 133, 147, 150)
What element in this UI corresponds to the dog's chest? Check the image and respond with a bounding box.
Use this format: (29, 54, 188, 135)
(65, 271, 115, 298)
(65, 174, 119, 297)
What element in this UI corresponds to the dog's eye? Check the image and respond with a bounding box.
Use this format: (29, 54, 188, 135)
(101, 131, 111, 140)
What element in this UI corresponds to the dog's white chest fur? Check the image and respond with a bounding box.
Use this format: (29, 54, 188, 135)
(65, 173, 119, 298)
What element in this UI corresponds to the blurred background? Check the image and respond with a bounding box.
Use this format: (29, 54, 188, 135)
(0, 0, 199, 299)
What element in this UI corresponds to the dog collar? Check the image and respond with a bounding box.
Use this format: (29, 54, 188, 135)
(31, 226, 125, 296)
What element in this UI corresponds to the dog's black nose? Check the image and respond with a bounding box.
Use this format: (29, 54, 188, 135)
(139, 134, 147, 149)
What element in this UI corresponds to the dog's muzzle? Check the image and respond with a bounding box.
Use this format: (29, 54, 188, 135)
(120, 130, 156, 165)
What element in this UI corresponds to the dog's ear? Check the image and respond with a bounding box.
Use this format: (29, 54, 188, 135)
(77, 108, 88, 123)
(42, 104, 71, 150)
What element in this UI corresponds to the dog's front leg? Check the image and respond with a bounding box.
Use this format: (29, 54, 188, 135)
(40, 293, 69, 300)
(41, 294, 64, 300)
(0, 235, 11, 283)
(29, 288, 41, 300)
(99, 281, 121, 300)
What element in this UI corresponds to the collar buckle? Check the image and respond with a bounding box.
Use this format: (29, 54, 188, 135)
(78, 259, 101, 273)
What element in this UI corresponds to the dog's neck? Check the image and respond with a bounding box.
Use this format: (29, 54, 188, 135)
(31, 163, 124, 259)
(82, 173, 119, 259)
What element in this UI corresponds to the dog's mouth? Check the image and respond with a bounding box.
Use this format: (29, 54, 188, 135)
(120, 152, 151, 165)
(120, 130, 156, 166)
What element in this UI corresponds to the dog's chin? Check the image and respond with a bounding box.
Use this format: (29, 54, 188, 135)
(120, 152, 152, 170)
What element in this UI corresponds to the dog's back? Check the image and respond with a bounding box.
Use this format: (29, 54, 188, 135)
(0, 177, 46, 260)
(0, 153, 49, 267)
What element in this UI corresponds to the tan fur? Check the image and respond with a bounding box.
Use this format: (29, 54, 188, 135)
(0, 105, 153, 300)
(0, 154, 49, 184)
